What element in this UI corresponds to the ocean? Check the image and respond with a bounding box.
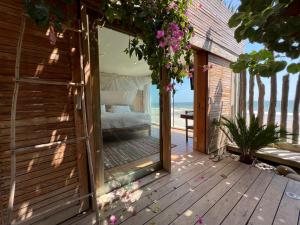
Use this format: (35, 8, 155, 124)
(153, 100, 298, 114)
(151, 100, 300, 139)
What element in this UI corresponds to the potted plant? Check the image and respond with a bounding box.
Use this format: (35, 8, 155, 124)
(217, 115, 285, 164)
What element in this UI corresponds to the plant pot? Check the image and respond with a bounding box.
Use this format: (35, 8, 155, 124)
(239, 154, 253, 164)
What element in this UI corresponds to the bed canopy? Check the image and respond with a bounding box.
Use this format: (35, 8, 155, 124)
(98, 27, 152, 113)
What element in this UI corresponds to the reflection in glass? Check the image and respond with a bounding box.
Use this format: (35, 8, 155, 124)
(98, 27, 161, 189)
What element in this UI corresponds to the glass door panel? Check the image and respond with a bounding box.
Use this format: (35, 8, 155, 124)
(98, 27, 162, 192)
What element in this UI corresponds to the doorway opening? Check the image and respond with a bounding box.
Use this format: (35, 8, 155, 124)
(97, 27, 162, 192)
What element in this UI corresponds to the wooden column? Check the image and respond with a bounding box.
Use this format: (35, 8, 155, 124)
(239, 70, 247, 118)
(80, 4, 104, 196)
(193, 50, 208, 153)
(161, 68, 171, 172)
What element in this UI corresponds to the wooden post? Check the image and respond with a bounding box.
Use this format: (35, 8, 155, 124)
(8, 15, 26, 225)
(161, 68, 171, 172)
(267, 74, 277, 125)
(256, 76, 265, 126)
(280, 74, 289, 135)
(239, 70, 247, 118)
(80, 3, 104, 197)
(249, 75, 254, 118)
(193, 50, 208, 153)
(292, 74, 300, 144)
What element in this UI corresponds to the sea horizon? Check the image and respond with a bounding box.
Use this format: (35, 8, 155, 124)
(152, 100, 299, 114)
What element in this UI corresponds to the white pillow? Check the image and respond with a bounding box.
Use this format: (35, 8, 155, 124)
(101, 104, 106, 113)
(110, 105, 131, 113)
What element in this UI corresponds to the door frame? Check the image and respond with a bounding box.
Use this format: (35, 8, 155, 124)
(81, 4, 172, 197)
(193, 49, 208, 153)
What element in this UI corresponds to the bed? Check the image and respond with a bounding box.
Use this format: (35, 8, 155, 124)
(101, 112, 152, 135)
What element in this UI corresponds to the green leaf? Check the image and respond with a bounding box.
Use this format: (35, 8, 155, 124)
(287, 63, 300, 74)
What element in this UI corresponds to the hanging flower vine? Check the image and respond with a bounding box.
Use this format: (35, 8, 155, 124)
(23, 0, 197, 91)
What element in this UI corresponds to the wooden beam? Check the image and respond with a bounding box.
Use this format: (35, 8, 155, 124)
(161, 68, 171, 172)
(193, 50, 208, 153)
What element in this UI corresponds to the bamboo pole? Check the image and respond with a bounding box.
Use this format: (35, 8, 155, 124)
(13, 136, 87, 154)
(280, 74, 289, 135)
(292, 74, 300, 144)
(14, 77, 84, 86)
(267, 74, 277, 125)
(249, 75, 254, 118)
(256, 76, 265, 126)
(8, 16, 26, 224)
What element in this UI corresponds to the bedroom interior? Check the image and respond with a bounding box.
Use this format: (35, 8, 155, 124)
(98, 27, 162, 185)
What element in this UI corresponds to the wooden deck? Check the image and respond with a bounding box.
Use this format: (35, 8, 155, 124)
(62, 151, 300, 225)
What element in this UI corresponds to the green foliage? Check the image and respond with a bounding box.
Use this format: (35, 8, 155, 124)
(230, 50, 287, 76)
(217, 115, 284, 158)
(100, 0, 194, 89)
(24, 0, 76, 32)
(23, 0, 195, 89)
(229, 0, 300, 74)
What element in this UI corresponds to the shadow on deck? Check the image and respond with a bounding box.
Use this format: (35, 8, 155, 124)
(61, 149, 300, 225)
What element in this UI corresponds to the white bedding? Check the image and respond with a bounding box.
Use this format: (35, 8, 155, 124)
(101, 112, 151, 130)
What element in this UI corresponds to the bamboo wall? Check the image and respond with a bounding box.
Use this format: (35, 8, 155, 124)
(0, 0, 243, 223)
(0, 1, 88, 224)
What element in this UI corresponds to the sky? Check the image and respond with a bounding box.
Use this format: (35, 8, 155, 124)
(172, 0, 298, 103)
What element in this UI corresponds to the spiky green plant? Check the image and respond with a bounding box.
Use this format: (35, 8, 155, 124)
(217, 115, 285, 164)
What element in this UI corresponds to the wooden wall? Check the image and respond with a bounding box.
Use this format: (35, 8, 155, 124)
(0, 1, 89, 224)
(188, 0, 243, 62)
(207, 54, 234, 153)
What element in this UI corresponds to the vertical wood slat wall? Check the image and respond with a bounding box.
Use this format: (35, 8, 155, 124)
(188, 0, 243, 62)
(0, 1, 89, 224)
(207, 54, 233, 152)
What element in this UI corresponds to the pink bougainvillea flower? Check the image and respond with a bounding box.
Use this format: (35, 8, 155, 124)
(196, 216, 204, 224)
(171, 44, 180, 52)
(165, 63, 172, 69)
(156, 30, 165, 39)
(202, 65, 209, 72)
(110, 215, 117, 225)
(185, 43, 191, 50)
(168, 22, 179, 32)
(159, 41, 167, 48)
(48, 26, 57, 45)
(197, 3, 203, 10)
(165, 83, 175, 92)
(167, 2, 178, 11)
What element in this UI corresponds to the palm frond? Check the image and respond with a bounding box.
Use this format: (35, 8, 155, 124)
(217, 115, 286, 156)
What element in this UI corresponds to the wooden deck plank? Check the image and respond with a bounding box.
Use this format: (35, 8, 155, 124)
(145, 160, 241, 225)
(100, 154, 212, 224)
(200, 166, 261, 225)
(273, 179, 300, 225)
(98, 152, 207, 207)
(60, 151, 300, 225)
(171, 163, 249, 225)
(221, 170, 274, 225)
(119, 158, 233, 225)
(247, 175, 288, 225)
